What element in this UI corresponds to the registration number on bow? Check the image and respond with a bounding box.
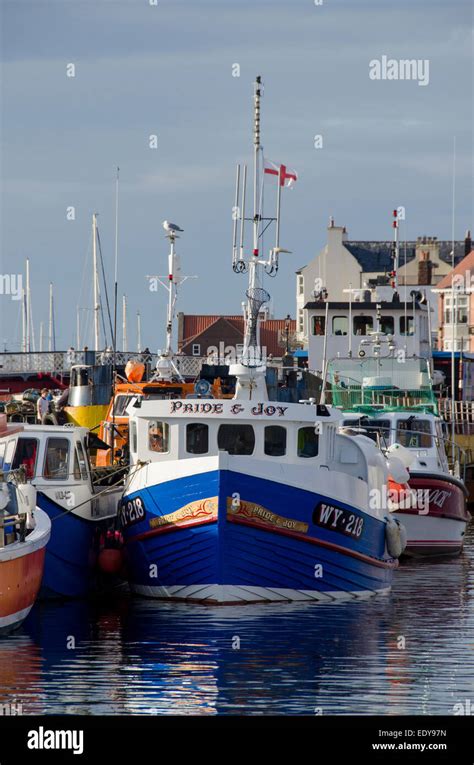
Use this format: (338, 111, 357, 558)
(313, 502, 364, 539)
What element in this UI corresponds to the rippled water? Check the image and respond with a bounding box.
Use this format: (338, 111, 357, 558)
(1, 525, 473, 715)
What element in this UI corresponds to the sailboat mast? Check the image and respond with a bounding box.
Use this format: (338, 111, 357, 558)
(25, 258, 31, 353)
(122, 294, 127, 352)
(48, 282, 54, 352)
(92, 213, 100, 351)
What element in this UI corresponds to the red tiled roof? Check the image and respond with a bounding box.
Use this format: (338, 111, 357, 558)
(181, 315, 296, 357)
(437, 250, 474, 289)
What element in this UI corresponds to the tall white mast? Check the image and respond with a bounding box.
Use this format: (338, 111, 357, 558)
(25, 258, 31, 353)
(137, 310, 141, 352)
(76, 306, 81, 348)
(39, 321, 44, 352)
(92, 213, 100, 351)
(122, 294, 127, 352)
(21, 287, 27, 353)
(48, 282, 54, 352)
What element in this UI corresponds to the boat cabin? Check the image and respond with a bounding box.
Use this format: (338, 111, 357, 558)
(305, 285, 431, 373)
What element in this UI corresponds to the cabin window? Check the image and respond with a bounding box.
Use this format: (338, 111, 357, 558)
(113, 395, 134, 417)
(396, 419, 433, 449)
(297, 427, 319, 458)
(148, 421, 170, 454)
(343, 418, 390, 444)
(264, 426, 287, 456)
(0, 443, 4, 469)
(380, 316, 394, 334)
(43, 438, 70, 480)
(218, 425, 255, 455)
(130, 420, 137, 453)
(353, 316, 373, 335)
(4, 440, 16, 467)
(311, 316, 326, 336)
(400, 316, 414, 336)
(186, 423, 209, 454)
(332, 316, 348, 336)
(74, 442, 88, 481)
(192, 344, 201, 356)
(12, 438, 39, 479)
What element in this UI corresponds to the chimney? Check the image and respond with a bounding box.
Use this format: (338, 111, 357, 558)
(465, 229, 472, 257)
(418, 251, 432, 286)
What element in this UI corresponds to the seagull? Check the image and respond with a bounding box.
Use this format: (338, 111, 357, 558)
(163, 221, 184, 234)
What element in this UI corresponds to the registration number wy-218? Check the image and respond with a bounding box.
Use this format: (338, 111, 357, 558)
(314, 503, 364, 538)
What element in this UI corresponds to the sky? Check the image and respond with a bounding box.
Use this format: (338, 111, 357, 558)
(0, 0, 472, 352)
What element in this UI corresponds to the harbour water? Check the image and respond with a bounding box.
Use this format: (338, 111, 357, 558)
(1, 525, 472, 717)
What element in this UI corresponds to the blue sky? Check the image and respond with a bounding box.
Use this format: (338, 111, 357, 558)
(0, 0, 472, 351)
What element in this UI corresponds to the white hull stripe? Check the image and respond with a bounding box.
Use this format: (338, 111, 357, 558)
(0, 604, 33, 630)
(131, 583, 391, 604)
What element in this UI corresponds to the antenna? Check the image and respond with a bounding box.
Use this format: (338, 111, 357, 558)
(147, 223, 196, 381)
(137, 310, 141, 353)
(122, 294, 127, 352)
(25, 258, 31, 353)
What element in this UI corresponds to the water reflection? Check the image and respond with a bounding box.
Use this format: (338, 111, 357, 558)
(0, 527, 472, 715)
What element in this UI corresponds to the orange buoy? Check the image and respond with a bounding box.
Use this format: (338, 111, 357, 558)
(125, 360, 145, 383)
(97, 548, 124, 575)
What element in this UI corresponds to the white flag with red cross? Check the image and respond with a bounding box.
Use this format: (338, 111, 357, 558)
(263, 159, 298, 188)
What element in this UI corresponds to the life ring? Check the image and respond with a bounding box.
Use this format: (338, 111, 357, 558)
(385, 516, 407, 558)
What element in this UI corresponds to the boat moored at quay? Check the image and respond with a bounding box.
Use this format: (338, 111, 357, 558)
(118, 76, 406, 604)
(0, 471, 51, 631)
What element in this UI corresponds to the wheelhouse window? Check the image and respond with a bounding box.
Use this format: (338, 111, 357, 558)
(311, 315, 326, 336)
(43, 438, 70, 480)
(400, 316, 414, 336)
(264, 426, 287, 456)
(380, 316, 394, 335)
(130, 420, 137, 453)
(74, 442, 88, 481)
(297, 427, 319, 458)
(113, 395, 134, 417)
(148, 421, 170, 454)
(186, 423, 209, 454)
(218, 425, 255, 455)
(353, 316, 373, 335)
(12, 438, 39, 479)
(396, 419, 433, 448)
(343, 418, 391, 444)
(332, 316, 348, 336)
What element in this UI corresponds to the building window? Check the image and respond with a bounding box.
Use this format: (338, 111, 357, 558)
(298, 275, 304, 295)
(264, 426, 287, 457)
(186, 423, 209, 454)
(400, 316, 414, 336)
(218, 424, 255, 455)
(380, 316, 394, 334)
(192, 344, 201, 356)
(43, 438, 69, 480)
(353, 316, 373, 336)
(311, 316, 326, 336)
(444, 294, 469, 324)
(298, 309, 304, 333)
(12, 438, 39, 480)
(297, 427, 319, 458)
(148, 421, 170, 454)
(333, 316, 349, 336)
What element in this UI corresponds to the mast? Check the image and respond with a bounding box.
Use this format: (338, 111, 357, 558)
(48, 282, 55, 352)
(25, 258, 31, 353)
(92, 213, 100, 351)
(137, 310, 141, 353)
(39, 321, 44, 352)
(392, 208, 399, 290)
(21, 286, 27, 353)
(122, 294, 127, 352)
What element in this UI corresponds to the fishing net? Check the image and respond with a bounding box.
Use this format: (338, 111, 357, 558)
(242, 287, 270, 367)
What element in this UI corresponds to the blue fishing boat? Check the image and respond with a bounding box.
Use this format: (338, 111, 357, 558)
(0, 415, 123, 597)
(119, 77, 405, 603)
